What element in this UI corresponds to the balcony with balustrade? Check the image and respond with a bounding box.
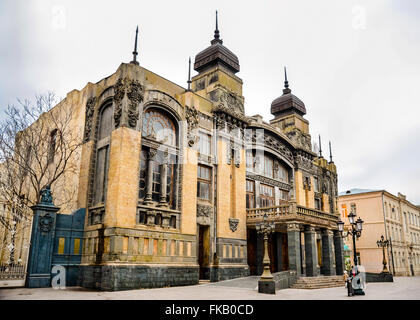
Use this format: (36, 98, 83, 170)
(246, 200, 340, 230)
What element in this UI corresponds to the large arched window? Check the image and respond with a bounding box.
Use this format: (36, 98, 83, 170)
(92, 102, 113, 209)
(139, 107, 179, 213)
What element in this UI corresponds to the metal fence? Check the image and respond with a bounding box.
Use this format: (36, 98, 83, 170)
(0, 263, 26, 280)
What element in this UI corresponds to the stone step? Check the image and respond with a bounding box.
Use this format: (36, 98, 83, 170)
(199, 279, 211, 285)
(291, 276, 344, 289)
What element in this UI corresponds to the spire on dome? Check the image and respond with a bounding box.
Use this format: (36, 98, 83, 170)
(187, 57, 192, 91)
(319, 134, 323, 158)
(283, 66, 291, 94)
(211, 10, 223, 45)
(329, 141, 333, 163)
(131, 26, 139, 65)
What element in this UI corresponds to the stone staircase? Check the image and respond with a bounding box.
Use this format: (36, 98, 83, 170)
(291, 275, 344, 289)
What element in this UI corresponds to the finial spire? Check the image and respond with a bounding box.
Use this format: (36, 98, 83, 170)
(329, 141, 333, 162)
(211, 10, 223, 45)
(319, 134, 323, 158)
(131, 26, 139, 65)
(187, 57, 192, 91)
(283, 66, 291, 94)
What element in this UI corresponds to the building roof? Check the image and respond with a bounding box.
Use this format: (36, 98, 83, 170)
(338, 188, 381, 196)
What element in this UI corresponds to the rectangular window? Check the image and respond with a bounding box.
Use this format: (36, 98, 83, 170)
(280, 190, 289, 201)
(246, 180, 255, 209)
(198, 132, 211, 156)
(246, 150, 254, 170)
(315, 198, 321, 210)
(197, 165, 211, 200)
(264, 156, 273, 178)
(341, 204, 348, 218)
(152, 161, 161, 202)
(73, 238, 80, 255)
(58, 237, 65, 254)
(259, 184, 274, 207)
(313, 177, 319, 192)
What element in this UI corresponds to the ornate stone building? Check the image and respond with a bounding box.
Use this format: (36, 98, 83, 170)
(20, 18, 344, 290)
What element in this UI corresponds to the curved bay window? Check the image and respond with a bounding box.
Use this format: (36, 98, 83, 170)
(139, 107, 179, 210)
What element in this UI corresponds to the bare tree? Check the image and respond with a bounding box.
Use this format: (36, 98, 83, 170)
(0, 92, 81, 265)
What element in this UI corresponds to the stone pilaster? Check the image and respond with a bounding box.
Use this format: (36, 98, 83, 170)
(287, 222, 301, 276)
(321, 229, 336, 275)
(304, 226, 318, 277)
(334, 230, 344, 275)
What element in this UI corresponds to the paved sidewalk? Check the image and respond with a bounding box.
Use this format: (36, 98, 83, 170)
(1, 276, 419, 300)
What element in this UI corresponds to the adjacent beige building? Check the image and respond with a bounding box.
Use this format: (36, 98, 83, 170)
(338, 188, 420, 276)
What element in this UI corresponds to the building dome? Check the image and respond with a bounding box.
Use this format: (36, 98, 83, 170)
(193, 11, 240, 74)
(271, 69, 306, 118)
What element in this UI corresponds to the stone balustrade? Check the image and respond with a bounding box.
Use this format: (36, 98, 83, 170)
(246, 202, 339, 228)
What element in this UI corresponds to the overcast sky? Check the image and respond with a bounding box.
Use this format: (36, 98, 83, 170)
(1, 0, 419, 204)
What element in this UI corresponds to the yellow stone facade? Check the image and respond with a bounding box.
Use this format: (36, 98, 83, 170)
(7, 22, 344, 290)
(338, 189, 420, 276)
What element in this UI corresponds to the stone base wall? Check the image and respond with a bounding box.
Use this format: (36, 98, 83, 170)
(365, 272, 393, 283)
(210, 265, 250, 282)
(80, 264, 199, 291)
(273, 270, 298, 290)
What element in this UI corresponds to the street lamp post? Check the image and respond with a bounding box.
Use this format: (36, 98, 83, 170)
(376, 235, 390, 273)
(337, 210, 364, 296)
(256, 213, 275, 294)
(408, 243, 414, 276)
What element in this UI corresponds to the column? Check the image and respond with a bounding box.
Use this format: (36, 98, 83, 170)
(276, 232, 283, 271)
(158, 159, 168, 207)
(256, 232, 264, 275)
(144, 148, 156, 204)
(333, 230, 344, 275)
(287, 222, 301, 276)
(321, 229, 336, 275)
(304, 226, 318, 277)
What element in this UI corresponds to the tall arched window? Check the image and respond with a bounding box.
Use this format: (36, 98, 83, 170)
(139, 107, 178, 212)
(93, 102, 113, 208)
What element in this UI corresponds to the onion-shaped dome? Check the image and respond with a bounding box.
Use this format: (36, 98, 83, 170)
(271, 68, 306, 118)
(193, 11, 240, 74)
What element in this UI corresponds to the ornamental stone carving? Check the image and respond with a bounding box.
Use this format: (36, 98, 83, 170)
(40, 185, 54, 206)
(245, 130, 294, 164)
(113, 77, 144, 128)
(287, 222, 300, 231)
(197, 204, 212, 217)
(295, 153, 314, 172)
(185, 105, 199, 146)
(286, 129, 312, 152)
(113, 78, 125, 127)
(246, 173, 291, 191)
(84, 97, 96, 142)
(229, 218, 239, 232)
(219, 91, 244, 114)
(127, 79, 144, 128)
(39, 213, 54, 232)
